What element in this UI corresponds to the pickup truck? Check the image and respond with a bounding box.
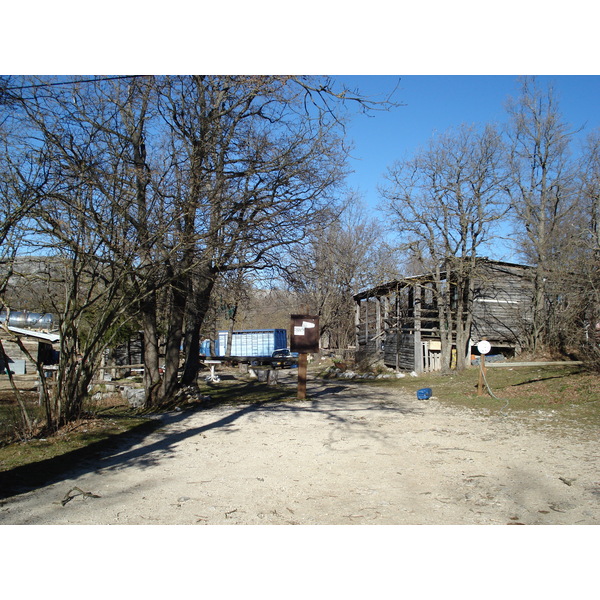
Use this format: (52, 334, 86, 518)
(271, 349, 299, 369)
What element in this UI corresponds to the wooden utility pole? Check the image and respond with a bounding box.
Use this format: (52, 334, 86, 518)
(290, 314, 319, 401)
(297, 353, 308, 399)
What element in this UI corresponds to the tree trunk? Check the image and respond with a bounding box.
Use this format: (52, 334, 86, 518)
(160, 278, 187, 401)
(181, 268, 216, 385)
(54, 346, 98, 428)
(436, 271, 454, 373)
(225, 311, 236, 357)
(140, 291, 162, 407)
(454, 271, 475, 371)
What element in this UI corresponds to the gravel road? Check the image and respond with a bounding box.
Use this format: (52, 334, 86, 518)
(1, 372, 599, 525)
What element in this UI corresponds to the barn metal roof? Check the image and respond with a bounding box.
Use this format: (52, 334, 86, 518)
(1, 325, 60, 344)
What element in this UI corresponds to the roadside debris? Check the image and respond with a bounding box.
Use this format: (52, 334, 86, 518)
(559, 476, 576, 486)
(58, 487, 101, 506)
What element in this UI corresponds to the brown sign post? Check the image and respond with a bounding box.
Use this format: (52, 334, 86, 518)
(290, 314, 319, 399)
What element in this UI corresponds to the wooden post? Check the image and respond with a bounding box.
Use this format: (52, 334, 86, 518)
(290, 314, 318, 400)
(297, 353, 308, 399)
(477, 353, 486, 396)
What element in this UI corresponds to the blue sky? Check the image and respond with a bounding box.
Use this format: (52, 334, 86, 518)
(339, 75, 600, 205)
(336, 75, 600, 261)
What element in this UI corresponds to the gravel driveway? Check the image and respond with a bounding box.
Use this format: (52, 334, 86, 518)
(1, 373, 599, 525)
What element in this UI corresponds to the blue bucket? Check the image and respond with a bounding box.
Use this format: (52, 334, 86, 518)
(417, 388, 432, 400)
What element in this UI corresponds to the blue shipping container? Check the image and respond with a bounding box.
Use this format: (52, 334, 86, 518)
(216, 329, 287, 357)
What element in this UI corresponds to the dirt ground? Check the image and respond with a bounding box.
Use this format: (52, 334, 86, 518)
(1, 370, 599, 525)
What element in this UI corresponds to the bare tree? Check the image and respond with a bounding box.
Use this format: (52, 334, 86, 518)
(2, 74, 394, 426)
(3, 76, 175, 427)
(380, 123, 507, 370)
(217, 270, 250, 357)
(0, 85, 50, 435)
(504, 77, 578, 353)
(154, 76, 369, 394)
(563, 129, 600, 367)
(284, 197, 400, 349)
(581, 129, 600, 259)
(207, 282, 298, 335)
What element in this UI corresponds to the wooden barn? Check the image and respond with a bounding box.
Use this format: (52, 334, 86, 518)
(353, 259, 535, 373)
(0, 326, 60, 375)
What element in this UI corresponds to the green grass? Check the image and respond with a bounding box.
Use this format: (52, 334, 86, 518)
(351, 364, 600, 426)
(0, 391, 43, 442)
(0, 406, 151, 472)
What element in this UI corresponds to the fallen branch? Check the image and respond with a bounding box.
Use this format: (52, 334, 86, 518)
(59, 487, 101, 506)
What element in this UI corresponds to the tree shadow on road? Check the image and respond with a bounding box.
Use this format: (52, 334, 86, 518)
(0, 402, 261, 500)
(0, 378, 419, 501)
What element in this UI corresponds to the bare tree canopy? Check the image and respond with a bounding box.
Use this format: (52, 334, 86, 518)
(283, 197, 400, 349)
(504, 77, 579, 352)
(380, 123, 508, 370)
(0, 75, 395, 428)
(377, 76, 599, 370)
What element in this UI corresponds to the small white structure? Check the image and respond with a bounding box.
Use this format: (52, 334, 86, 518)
(203, 360, 222, 383)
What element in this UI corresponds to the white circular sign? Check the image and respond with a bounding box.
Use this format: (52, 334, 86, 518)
(476, 340, 491, 355)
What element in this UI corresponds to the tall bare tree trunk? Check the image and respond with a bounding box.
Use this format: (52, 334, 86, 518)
(181, 267, 216, 386)
(140, 292, 162, 406)
(160, 277, 187, 401)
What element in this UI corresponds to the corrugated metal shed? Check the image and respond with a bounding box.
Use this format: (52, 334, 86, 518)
(216, 329, 287, 357)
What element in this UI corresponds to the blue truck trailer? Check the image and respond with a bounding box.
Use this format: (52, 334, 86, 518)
(215, 328, 287, 358)
(201, 329, 297, 369)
